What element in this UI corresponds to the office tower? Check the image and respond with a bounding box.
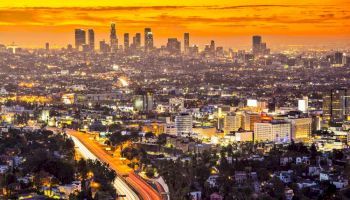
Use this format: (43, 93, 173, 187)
(99, 40, 110, 53)
(124, 33, 129, 51)
(287, 118, 312, 142)
(166, 38, 181, 54)
(252, 35, 262, 54)
(75, 29, 86, 50)
(254, 121, 291, 143)
(210, 40, 215, 55)
(135, 33, 141, 48)
(334, 52, 343, 65)
(110, 23, 118, 52)
(45, 42, 49, 51)
(175, 112, 193, 136)
(216, 47, 224, 57)
(323, 89, 350, 125)
(184, 33, 189, 53)
(88, 29, 95, 51)
(223, 112, 242, 134)
(144, 28, 153, 52)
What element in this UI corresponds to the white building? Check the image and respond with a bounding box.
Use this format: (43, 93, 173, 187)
(254, 121, 291, 143)
(298, 96, 309, 113)
(175, 112, 193, 136)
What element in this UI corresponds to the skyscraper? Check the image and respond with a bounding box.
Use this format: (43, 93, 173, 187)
(323, 89, 350, 125)
(45, 42, 49, 51)
(124, 33, 129, 51)
(110, 23, 118, 52)
(252, 35, 262, 54)
(74, 29, 86, 50)
(144, 28, 153, 52)
(88, 29, 95, 51)
(166, 38, 181, 54)
(184, 33, 189, 53)
(135, 33, 141, 48)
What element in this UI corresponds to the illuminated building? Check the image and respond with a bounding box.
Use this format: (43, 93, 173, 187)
(144, 28, 153, 52)
(175, 112, 193, 136)
(288, 118, 312, 141)
(223, 112, 242, 134)
(235, 131, 253, 142)
(254, 121, 291, 143)
(74, 29, 86, 50)
(88, 29, 95, 51)
(166, 38, 181, 55)
(169, 97, 185, 113)
(62, 94, 76, 105)
(184, 33, 189, 54)
(142, 123, 165, 136)
(323, 89, 350, 125)
(110, 23, 118, 52)
(124, 33, 129, 51)
(133, 90, 154, 112)
(298, 96, 309, 113)
(242, 112, 261, 131)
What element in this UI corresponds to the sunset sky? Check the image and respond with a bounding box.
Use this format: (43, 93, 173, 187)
(0, 0, 349, 49)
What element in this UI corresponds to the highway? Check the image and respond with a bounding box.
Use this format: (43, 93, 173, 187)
(70, 134, 139, 200)
(66, 129, 162, 200)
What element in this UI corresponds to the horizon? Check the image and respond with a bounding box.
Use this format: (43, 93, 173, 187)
(1, 0, 349, 50)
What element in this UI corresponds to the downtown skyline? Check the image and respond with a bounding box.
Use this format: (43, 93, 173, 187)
(0, 0, 350, 49)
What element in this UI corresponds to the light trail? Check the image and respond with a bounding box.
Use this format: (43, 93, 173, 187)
(70, 135, 139, 200)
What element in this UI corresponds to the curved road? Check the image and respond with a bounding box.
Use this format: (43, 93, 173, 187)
(70, 135, 139, 200)
(66, 129, 162, 200)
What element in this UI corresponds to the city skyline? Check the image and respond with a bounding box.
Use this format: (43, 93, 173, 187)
(0, 0, 349, 49)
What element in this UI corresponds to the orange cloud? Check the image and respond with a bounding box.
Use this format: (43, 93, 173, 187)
(0, 2, 349, 48)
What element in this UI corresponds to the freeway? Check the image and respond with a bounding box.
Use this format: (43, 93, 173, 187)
(70, 134, 139, 200)
(66, 129, 162, 200)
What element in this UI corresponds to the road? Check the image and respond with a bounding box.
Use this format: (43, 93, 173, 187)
(66, 129, 162, 200)
(70, 134, 139, 200)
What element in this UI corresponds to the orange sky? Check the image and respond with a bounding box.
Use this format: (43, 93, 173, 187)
(0, 0, 349, 49)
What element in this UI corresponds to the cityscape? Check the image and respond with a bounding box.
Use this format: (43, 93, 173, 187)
(1, 1, 350, 200)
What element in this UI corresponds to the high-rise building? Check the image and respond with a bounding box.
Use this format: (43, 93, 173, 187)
(254, 121, 291, 143)
(334, 52, 343, 65)
(323, 89, 350, 125)
(135, 33, 141, 48)
(184, 33, 189, 53)
(124, 33, 129, 51)
(88, 29, 95, 51)
(223, 112, 242, 134)
(99, 40, 110, 53)
(110, 23, 118, 52)
(252, 35, 261, 55)
(166, 38, 181, 55)
(175, 112, 193, 136)
(45, 42, 49, 51)
(144, 28, 153, 52)
(298, 96, 309, 113)
(74, 29, 86, 50)
(210, 40, 215, 55)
